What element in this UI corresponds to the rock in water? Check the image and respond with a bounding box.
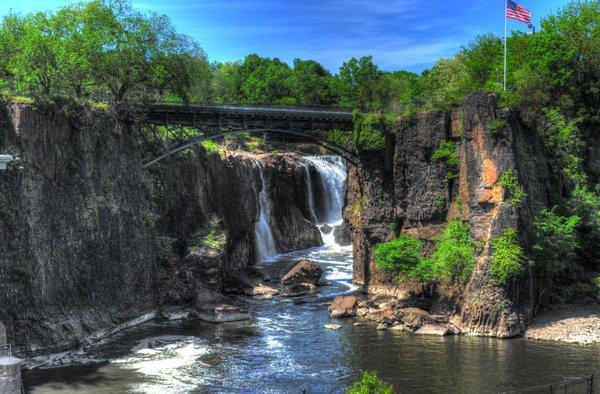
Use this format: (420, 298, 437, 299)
(328, 296, 358, 318)
(244, 284, 279, 297)
(281, 259, 323, 285)
(324, 324, 342, 330)
(193, 304, 252, 323)
(281, 283, 318, 297)
(319, 224, 333, 234)
(414, 324, 450, 336)
(333, 224, 352, 246)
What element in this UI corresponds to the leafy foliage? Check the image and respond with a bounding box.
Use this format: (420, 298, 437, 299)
(374, 235, 427, 281)
(490, 229, 525, 285)
(430, 221, 476, 284)
(347, 371, 393, 394)
(498, 169, 527, 207)
(201, 140, 223, 155)
(432, 141, 459, 180)
(351, 111, 396, 152)
(487, 118, 506, 134)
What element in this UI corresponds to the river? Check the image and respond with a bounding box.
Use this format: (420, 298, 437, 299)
(22, 155, 600, 393)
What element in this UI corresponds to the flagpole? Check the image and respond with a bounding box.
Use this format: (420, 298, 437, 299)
(503, 0, 507, 91)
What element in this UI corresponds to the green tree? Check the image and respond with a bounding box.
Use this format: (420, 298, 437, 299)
(290, 58, 337, 106)
(347, 371, 393, 394)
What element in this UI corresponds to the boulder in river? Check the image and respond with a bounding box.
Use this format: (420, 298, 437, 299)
(244, 284, 279, 297)
(281, 283, 318, 297)
(333, 224, 351, 246)
(328, 296, 358, 318)
(281, 259, 323, 285)
(415, 324, 450, 336)
(193, 304, 252, 323)
(324, 324, 342, 330)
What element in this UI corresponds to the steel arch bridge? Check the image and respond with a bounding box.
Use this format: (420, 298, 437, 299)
(138, 103, 357, 167)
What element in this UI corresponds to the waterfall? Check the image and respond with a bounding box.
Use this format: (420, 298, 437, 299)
(300, 163, 318, 223)
(303, 155, 348, 246)
(253, 161, 277, 262)
(303, 156, 347, 224)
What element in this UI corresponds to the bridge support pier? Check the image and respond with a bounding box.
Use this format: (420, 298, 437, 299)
(0, 322, 23, 394)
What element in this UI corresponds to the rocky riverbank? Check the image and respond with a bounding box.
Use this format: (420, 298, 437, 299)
(524, 304, 600, 344)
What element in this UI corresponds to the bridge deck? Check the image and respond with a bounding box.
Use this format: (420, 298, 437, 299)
(146, 103, 354, 130)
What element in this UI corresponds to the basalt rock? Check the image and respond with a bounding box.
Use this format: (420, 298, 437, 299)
(333, 224, 351, 246)
(328, 296, 358, 318)
(281, 259, 323, 285)
(345, 92, 550, 337)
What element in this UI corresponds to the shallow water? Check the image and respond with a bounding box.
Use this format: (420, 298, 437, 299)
(22, 243, 600, 393)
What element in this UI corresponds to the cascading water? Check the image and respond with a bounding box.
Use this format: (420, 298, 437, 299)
(300, 162, 319, 224)
(303, 155, 348, 246)
(253, 161, 277, 262)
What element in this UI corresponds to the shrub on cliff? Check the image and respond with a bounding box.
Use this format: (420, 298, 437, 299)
(430, 221, 476, 284)
(374, 235, 429, 282)
(352, 111, 396, 152)
(490, 229, 525, 285)
(432, 141, 459, 180)
(347, 371, 393, 394)
(498, 169, 527, 207)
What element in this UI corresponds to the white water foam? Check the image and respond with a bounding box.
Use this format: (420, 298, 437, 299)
(252, 160, 278, 262)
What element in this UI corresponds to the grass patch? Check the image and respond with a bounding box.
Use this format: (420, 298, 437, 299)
(201, 140, 224, 155)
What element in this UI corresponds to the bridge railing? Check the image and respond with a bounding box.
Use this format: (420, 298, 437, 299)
(503, 373, 595, 394)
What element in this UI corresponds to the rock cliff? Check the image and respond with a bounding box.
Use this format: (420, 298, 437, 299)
(345, 93, 550, 337)
(0, 102, 324, 355)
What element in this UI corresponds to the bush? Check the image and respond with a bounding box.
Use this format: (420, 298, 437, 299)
(430, 221, 476, 284)
(532, 208, 580, 277)
(352, 111, 395, 152)
(498, 169, 526, 207)
(594, 276, 600, 291)
(374, 235, 427, 282)
(488, 118, 506, 134)
(347, 371, 393, 394)
(432, 140, 459, 180)
(490, 229, 524, 285)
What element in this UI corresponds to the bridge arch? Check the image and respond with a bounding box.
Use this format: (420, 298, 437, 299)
(141, 128, 359, 168)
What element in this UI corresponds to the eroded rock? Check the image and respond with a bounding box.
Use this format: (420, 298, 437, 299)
(281, 260, 323, 285)
(194, 304, 252, 323)
(415, 324, 450, 336)
(281, 283, 318, 297)
(328, 296, 358, 318)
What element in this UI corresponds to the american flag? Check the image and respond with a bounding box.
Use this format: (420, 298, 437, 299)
(506, 0, 532, 27)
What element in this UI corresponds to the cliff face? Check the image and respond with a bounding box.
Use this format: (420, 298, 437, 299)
(345, 93, 550, 337)
(0, 103, 323, 355)
(0, 104, 157, 355)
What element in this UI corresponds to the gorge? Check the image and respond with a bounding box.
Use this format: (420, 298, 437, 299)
(0, 95, 599, 393)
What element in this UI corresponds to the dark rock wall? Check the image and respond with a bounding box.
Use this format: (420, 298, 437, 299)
(345, 93, 550, 336)
(0, 104, 157, 355)
(0, 104, 325, 355)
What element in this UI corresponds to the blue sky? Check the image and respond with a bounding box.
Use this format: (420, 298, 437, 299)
(0, 0, 571, 72)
